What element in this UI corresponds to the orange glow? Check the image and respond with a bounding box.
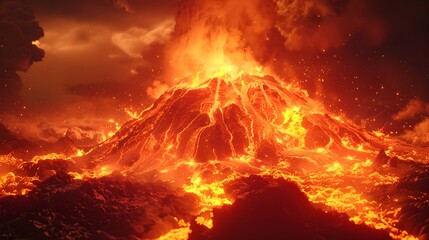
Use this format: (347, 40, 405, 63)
(3, 1, 429, 239)
(2, 71, 425, 239)
(74, 69, 427, 238)
(157, 218, 191, 240)
(69, 166, 113, 180)
(124, 108, 141, 119)
(0, 172, 36, 196)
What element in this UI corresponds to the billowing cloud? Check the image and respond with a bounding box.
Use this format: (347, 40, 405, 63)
(1, 0, 429, 143)
(274, 0, 386, 51)
(393, 98, 429, 121)
(165, 0, 277, 82)
(400, 118, 429, 145)
(1, 0, 179, 140)
(0, 0, 44, 112)
(393, 98, 429, 144)
(112, 20, 174, 58)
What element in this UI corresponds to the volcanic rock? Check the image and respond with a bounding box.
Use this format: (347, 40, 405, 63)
(83, 75, 385, 173)
(190, 175, 391, 240)
(0, 172, 198, 239)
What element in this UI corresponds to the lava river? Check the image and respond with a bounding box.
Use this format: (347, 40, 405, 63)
(1, 73, 429, 239)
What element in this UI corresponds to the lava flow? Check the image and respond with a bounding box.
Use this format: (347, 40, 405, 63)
(2, 0, 429, 239)
(2, 69, 429, 239)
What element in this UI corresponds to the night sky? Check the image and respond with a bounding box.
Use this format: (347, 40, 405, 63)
(0, 0, 428, 144)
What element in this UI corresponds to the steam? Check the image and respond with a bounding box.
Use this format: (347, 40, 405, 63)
(393, 98, 429, 121)
(394, 98, 429, 144)
(400, 118, 429, 145)
(161, 0, 387, 86)
(112, 20, 174, 58)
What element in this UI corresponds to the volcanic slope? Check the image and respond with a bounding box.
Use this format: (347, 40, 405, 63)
(81, 74, 409, 176)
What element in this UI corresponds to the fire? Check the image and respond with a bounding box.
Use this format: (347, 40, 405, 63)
(1, 2, 428, 238)
(64, 70, 427, 239)
(2, 70, 427, 239)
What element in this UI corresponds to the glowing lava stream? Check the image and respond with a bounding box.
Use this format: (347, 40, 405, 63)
(75, 72, 427, 239)
(1, 71, 427, 239)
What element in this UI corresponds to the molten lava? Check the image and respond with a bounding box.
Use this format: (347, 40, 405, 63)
(1, 72, 428, 239)
(80, 73, 426, 238)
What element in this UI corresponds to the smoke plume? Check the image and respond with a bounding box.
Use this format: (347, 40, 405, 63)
(165, 0, 277, 82)
(0, 0, 44, 112)
(393, 98, 429, 144)
(393, 98, 429, 121)
(274, 0, 385, 51)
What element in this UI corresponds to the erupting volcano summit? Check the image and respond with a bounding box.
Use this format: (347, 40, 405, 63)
(86, 73, 386, 172)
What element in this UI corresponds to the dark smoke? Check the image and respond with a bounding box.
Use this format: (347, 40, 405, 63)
(0, 0, 44, 112)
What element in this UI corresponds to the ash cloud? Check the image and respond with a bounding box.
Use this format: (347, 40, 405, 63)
(1, 0, 428, 141)
(274, 0, 386, 51)
(0, 0, 44, 112)
(0, 0, 179, 142)
(165, 0, 388, 79)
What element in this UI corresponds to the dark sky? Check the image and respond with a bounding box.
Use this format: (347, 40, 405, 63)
(1, 0, 428, 143)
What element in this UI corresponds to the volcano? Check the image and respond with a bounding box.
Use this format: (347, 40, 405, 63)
(84, 74, 387, 172)
(74, 73, 427, 238)
(1, 73, 429, 239)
